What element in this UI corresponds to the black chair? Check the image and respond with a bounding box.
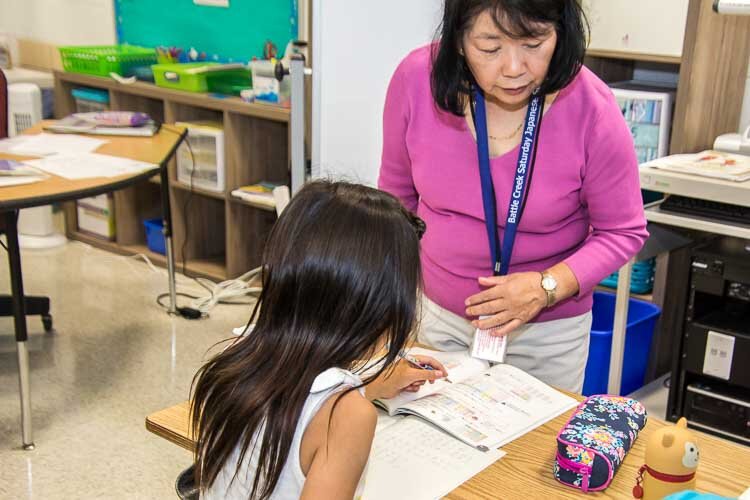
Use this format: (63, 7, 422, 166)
(0, 68, 53, 332)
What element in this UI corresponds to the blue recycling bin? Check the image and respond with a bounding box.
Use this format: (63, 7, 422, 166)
(582, 291, 661, 396)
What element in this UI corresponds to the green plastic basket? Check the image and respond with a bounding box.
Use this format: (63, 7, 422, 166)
(152, 63, 251, 94)
(59, 45, 157, 77)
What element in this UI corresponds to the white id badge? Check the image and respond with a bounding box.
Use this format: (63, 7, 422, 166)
(470, 317, 508, 363)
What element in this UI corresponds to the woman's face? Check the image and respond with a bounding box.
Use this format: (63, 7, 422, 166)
(462, 10, 557, 110)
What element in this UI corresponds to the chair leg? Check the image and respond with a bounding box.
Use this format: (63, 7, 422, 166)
(42, 313, 53, 333)
(0, 295, 50, 316)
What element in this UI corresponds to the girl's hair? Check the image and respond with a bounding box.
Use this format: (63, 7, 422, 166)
(191, 180, 424, 500)
(431, 0, 589, 116)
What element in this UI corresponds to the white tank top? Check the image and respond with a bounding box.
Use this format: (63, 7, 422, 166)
(203, 367, 367, 500)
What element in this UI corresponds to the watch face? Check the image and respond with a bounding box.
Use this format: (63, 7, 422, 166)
(542, 276, 557, 290)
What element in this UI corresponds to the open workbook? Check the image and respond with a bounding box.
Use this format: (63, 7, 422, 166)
(372, 347, 578, 451)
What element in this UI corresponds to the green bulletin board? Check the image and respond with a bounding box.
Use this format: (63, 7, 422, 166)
(115, 0, 298, 63)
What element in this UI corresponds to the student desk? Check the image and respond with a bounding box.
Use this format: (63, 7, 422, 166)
(146, 395, 750, 498)
(1, 122, 186, 449)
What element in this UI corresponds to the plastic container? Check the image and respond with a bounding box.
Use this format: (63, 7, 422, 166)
(582, 291, 662, 396)
(152, 63, 251, 93)
(600, 258, 655, 294)
(77, 194, 115, 240)
(59, 45, 157, 77)
(71, 87, 110, 113)
(143, 218, 166, 255)
(175, 121, 225, 192)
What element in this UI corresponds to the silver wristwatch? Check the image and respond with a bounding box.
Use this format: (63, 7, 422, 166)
(540, 271, 558, 308)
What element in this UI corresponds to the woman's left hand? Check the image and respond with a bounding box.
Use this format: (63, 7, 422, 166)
(465, 272, 547, 336)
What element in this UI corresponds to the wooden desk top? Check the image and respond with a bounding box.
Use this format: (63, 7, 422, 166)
(0, 122, 185, 210)
(146, 398, 750, 499)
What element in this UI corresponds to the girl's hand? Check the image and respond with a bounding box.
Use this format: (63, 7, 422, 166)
(465, 272, 547, 336)
(364, 355, 448, 400)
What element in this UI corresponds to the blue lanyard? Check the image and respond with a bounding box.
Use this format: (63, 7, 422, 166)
(471, 87, 545, 276)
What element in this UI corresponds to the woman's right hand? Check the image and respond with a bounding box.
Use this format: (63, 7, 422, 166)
(364, 355, 448, 400)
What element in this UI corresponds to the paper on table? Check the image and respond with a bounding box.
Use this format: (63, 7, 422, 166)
(8, 133, 106, 156)
(24, 153, 158, 180)
(362, 417, 505, 500)
(0, 176, 45, 187)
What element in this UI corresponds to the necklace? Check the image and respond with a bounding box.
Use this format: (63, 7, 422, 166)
(488, 121, 524, 141)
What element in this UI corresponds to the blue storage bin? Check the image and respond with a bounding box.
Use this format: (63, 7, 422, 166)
(582, 291, 661, 396)
(600, 258, 655, 294)
(143, 218, 166, 255)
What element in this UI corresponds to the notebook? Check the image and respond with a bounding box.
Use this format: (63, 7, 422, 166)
(373, 347, 578, 451)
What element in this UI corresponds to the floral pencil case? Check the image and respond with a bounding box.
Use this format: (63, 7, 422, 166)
(553, 395, 648, 493)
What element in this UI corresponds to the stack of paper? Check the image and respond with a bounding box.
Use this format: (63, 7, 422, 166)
(24, 153, 157, 180)
(43, 117, 160, 137)
(0, 159, 47, 187)
(5, 133, 105, 156)
(642, 150, 750, 182)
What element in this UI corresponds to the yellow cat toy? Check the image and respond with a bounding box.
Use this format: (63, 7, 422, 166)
(633, 417, 700, 499)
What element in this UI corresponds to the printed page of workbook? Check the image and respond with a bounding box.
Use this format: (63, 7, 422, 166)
(362, 417, 505, 500)
(398, 363, 578, 450)
(375, 347, 489, 416)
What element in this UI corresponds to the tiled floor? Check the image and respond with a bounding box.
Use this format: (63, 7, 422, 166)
(0, 241, 251, 499)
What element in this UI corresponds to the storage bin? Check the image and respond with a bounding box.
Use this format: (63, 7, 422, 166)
(71, 87, 110, 113)
(59, 45, 157, 77)
(143, 218, 166, 255)
(175, 121, 225, 192)
(77, 194, 115, 240)
(152, 63, 251, 94)
(600, 258, 656, 294)
(582, 291, 662, 396)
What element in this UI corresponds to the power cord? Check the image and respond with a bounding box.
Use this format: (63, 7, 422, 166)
(156, 124, 265, 319)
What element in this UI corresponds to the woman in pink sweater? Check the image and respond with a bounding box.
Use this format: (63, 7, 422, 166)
(379, 0, 648, 392)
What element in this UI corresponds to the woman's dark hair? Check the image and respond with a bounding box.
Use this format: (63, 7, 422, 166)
(432, 0, 589, 115)
(191, 180, 423, 500)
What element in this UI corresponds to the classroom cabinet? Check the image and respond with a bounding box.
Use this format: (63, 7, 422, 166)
(54, 71, 289, 281)
(583, 0, 689, 61)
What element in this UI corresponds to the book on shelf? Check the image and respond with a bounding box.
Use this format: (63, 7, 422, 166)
(231, 181, 284, 208)
(372, 347, 578, 451)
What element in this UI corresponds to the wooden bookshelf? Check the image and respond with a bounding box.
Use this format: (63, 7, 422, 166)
(55, 71, 289, 281)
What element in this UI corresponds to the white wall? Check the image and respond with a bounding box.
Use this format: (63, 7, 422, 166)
(312, 1, 443, 186)
(0, 0, 115, 46)
(740, 60, 750, 133)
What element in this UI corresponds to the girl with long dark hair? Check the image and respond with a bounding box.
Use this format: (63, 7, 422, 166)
(192, 180, 446, 499)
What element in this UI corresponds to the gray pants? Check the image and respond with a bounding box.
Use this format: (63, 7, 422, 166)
(418, 296, 592, 394)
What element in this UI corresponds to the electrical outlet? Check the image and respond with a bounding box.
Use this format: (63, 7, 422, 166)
(194, 0, 229, 7)
(703, 330, 735, 380)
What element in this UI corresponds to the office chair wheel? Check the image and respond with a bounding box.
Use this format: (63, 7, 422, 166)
(42, 314, 53, 333)
(175, 464, 199, 500)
